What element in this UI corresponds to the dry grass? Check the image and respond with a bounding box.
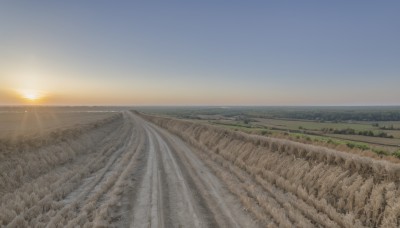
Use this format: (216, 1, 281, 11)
(0, 112, 143, 227)
(142, 113, 400, 227)
(0, 114, 122, 196)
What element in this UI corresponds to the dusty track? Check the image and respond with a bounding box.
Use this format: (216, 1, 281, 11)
(1, 111, 257, 227)
(120, 112, 257, 227)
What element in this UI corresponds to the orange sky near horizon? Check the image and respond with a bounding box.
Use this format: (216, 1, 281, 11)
(1, 61, 399, 106)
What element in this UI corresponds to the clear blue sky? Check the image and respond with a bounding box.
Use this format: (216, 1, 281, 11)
(0, 1, 399, 105)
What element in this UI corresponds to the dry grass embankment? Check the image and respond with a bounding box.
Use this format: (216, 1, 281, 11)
(141, 113, 400, 227)
(0, 112, 146, 227)
(0, 114, 123, 196)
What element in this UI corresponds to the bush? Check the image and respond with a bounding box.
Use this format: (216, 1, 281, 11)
(355, 144, 370, 151)
(372, 149, 389, 156)
(393, 150, 400, 159)
(346, 143, 355, 149)
(261, 130, 269, 135)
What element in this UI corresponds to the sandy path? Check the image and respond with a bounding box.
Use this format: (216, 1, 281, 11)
(122, 112, 258, 227)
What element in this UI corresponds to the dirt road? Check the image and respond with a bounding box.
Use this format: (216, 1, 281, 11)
(118, 112, 257, 227)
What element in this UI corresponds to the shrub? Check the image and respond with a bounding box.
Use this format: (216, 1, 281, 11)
(346, 142, 355, 149)
(393, 150, 400, 159)
(372, 149, 389, 156)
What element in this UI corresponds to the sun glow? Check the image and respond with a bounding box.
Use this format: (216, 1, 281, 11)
(24, 92, 39, 101)
(19, 89, 45, 103)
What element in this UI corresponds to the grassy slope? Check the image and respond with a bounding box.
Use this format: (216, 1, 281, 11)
(141, 113, 400, 227)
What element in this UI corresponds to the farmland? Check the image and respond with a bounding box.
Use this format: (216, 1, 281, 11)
(140, 106, 400, 156)
(2, 106, 400, 227)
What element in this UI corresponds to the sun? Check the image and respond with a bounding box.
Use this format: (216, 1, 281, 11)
(18, 89, 45, 103)
(24, 92, 39, 101)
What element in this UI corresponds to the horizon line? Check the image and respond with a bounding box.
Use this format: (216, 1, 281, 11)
(1, 104, 400, 108)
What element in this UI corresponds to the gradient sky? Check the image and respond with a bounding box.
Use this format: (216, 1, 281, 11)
(0, 1, 399, 105)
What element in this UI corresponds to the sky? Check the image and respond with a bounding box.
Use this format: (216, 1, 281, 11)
(0, 1, 399, 106)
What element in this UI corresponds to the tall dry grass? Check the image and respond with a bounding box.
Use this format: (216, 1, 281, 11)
(0, 113, 126, 227)
(141, 113, 400, 227)
(0, 114, 122, 197)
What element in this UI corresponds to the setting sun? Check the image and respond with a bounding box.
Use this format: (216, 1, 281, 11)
(18, 89, 45, 103)
(24, 93, 38, 101)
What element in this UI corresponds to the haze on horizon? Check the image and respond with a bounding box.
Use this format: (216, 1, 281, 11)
(0, 1, 399, 106)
